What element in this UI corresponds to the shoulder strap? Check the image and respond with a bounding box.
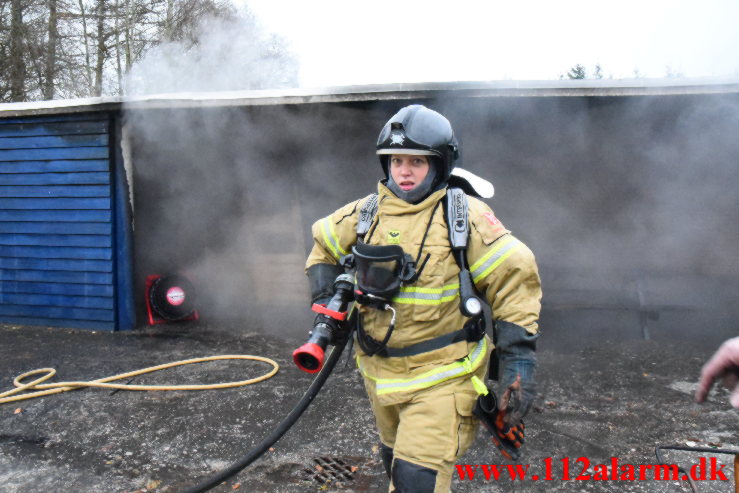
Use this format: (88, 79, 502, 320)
(444, 187, 485, 319)
(443, 187, 469, 266)
(357, 193, 379, 240)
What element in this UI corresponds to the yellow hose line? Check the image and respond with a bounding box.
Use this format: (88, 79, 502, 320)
(0, 355, 279, 405)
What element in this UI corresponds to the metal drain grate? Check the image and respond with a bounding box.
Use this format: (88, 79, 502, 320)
(302, 456, 357, 485)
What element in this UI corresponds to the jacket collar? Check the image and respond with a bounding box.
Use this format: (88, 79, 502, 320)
(377, 181, 447, 215)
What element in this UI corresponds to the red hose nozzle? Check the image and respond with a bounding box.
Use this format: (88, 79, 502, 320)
(293, 343, 325, 373)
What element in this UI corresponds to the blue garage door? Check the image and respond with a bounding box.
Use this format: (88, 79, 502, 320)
(0, 113, 125, 330)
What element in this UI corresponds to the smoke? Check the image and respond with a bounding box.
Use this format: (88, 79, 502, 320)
(122, 8, 304, 333)
(125, 13, 297, 95)
(124, 81, 739, 346)
(124, 101, 378, 335)
(436, 94, 739, 347)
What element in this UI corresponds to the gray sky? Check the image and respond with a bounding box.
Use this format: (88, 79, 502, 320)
(237, 0, 739, 87)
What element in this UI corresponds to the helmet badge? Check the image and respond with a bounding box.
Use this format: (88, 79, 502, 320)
(389, 132, 405, 146)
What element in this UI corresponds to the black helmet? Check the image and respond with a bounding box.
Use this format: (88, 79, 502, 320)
(376, 105, 459, 182)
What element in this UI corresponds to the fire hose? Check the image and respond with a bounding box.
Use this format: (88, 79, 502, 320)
(180, 332, 351, 493)
(181, 274, 355, 493)
(655, 445, 739, 493)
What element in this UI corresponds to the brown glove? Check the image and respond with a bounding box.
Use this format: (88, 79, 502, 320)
(473, 379, 524, 461)
(494, 376, 525, 458)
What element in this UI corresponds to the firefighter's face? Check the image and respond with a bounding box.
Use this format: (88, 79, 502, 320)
(389, 155, 430, 192)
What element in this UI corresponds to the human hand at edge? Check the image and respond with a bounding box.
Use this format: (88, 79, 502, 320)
(695, 336, 739, 409)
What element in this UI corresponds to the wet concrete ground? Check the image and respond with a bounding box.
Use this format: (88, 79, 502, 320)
(0, 322, 737, 493)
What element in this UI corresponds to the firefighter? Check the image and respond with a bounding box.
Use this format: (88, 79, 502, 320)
(305, 104, 542, 492)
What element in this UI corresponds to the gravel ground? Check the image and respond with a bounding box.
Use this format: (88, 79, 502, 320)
(0, 322, 736, 493)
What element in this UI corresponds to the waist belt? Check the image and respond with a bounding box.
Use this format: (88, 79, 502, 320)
(360, 316, 485, 358)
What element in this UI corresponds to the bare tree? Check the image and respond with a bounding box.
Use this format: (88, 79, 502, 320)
(112, 0, 123, 91)
(0, 2, 8, 100)
(9, 0, 25, 101)
(593, 63, 603, 79)
(162, 0, 235, 44)
(43, 0, 58, 99)
(77, 0, 93, 93)
(93, 0, 105, 95)
(0, 0, 296, 101)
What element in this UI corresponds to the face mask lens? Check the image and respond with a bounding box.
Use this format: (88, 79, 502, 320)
(357, 259, 399, 292)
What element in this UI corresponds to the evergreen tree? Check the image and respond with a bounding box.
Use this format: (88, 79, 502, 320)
(566, 64, 587, 79)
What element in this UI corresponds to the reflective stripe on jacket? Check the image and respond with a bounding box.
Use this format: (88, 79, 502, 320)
(358, 337, 488, 396)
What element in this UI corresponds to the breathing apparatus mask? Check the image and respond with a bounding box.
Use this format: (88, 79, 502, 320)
(350, 242, 417, 307)
(343, 242, 418, 356)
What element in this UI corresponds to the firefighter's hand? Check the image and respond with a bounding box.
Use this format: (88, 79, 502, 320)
(493, 409, 525, 459)
(488, 377, 526, 460)
(314, 314, 348, 346)
(696, 336, 739, 409)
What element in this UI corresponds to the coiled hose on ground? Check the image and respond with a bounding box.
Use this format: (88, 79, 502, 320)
(0, 355, 279, 405)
